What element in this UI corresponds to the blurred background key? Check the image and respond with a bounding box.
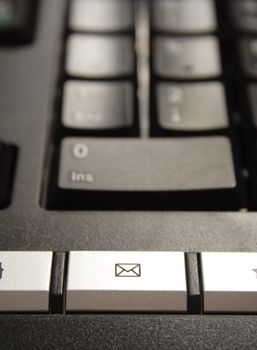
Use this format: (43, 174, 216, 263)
(152, 0, 217, 34)
(69, 0, 134, 33)
(0, 0, 38, 43)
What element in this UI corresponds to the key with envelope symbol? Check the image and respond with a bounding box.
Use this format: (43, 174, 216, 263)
(66, 251, 187, 311)
(115, 263, 141, 277)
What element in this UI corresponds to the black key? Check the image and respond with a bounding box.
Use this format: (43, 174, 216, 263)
(240, 39, 257, 79)
(66, 34, 135, 79)
(230, 0, 257, 33)
(247, 84, 257, 130)
(153, 36, 221, 80)
(48, 137, 245, 210)
(156, 82, 229, 133)
(62, 81, 134, 131)
(0, 142, 16, 208)
(152, 0, 217, 34)
(69, 0, 134, 33)
(0, 0, 38, 43)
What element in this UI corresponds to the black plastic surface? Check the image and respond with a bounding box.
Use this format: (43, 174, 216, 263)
(1, 0, 257, 348)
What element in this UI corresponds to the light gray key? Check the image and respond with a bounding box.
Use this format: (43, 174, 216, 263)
(202, 253, 257, 313)
(152, 0, 217, 34)
(69, 0, 134, 33)
(62, 81, 134, 130)
(157, 82, 229, 131)
(0, 252, 52, 312)
(66, 251, 187, 312)
(153, 36, 221, 79)
(66, 34, 134, 78)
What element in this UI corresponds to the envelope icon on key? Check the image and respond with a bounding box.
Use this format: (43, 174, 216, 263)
(115, 263, 141, 277)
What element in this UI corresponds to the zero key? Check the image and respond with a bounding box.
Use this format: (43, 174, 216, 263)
(50, 137, 245, 210)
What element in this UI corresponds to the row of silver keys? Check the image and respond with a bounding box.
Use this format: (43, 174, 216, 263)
(0, 251, 257, 313)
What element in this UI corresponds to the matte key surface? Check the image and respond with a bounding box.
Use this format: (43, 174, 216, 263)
(152, 0, 217, 34)
(153, 36, 221, 79)
(62, 81, 134, 130)
(69, 0, 134, 33)
(66, 34, 134, 79)
(156, 82, 229, 132)
(67, 251, 187, 312)
(53, 137, 243, 210)
(0, 252, 52, 312)
(202, 253, 257, 313)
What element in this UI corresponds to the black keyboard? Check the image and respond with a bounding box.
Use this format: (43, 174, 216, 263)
(2, 0, 257, 348)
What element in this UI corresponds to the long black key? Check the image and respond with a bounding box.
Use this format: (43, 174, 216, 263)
(0, 141, 16, 208)
(48, 137, 245, 210)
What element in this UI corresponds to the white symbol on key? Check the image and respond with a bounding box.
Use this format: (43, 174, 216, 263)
(70, 171, 94, 183)
(167, 87, 184, 104)
(170, 107, 182, 124)
(73, 143, 89, 159)
(165, 40, 183, 56)
(72, 110, 102, 124)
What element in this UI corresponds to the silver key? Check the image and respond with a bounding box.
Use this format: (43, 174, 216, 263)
(152, 0, 217, 34)
(62, 81, 134, 130)
(153, 36, 221, 79)
(157, 82, 229, 131)
(69, 0, 134, 33)
(66, 34, 134, 79)
(0, 252, 52, 312)
(202, 252, 257, 313)
(66, 251, 187, 312)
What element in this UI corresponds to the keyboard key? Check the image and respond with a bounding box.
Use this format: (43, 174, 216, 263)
(240, 39, 257, 79)
(156, 82, 229, 132)
(152, 0, 217, 34)
(51, 137, 244, 210)
(66, 34, 134, 79)
(201, 252, 257, 313)
(0, 252, 52, 312)
(66, 251, 187, 312)
(230, 0, 257, 33)
(0, 142, 16, 208)
(62, 81, 134, 131)
(69, 0, 134, 33)
(153, 36, 221, 79)
(0, 0, 38, 43)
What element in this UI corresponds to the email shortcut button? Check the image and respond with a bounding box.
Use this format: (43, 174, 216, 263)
(66, 251, 187, 312)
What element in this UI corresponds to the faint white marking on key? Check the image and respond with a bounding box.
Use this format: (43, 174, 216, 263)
(73, 143, 89, 159)
(70, 171, 94, 183)
(165, 40, 183, 55)
(73, 110, 102, 123)
(167, 87, 184, 104)
(170, 107, 182, 123)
